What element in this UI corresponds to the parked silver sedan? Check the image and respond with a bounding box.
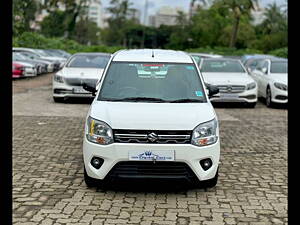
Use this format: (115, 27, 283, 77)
(52, 53, 111, 102)
(199, 58, 258, 107)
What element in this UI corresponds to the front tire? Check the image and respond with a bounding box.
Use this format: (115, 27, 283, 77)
(266, 87, 273, 108)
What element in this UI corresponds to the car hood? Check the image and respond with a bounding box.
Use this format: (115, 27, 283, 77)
(270, 73, 287, 84)
(61, 67, 104, 80)
(89, 101, 216, 130)
(201, 72, 254, 85)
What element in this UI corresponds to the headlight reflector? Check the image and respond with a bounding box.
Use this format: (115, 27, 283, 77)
(54, 74, 64, 83)
(274, 82, 287, 91)
(86, 117, 113, 145)
(192, 118, 218, 146)
(246, 82, 256, 90)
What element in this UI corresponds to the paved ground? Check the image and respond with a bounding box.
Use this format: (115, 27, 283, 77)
(13, 74, 287, 225)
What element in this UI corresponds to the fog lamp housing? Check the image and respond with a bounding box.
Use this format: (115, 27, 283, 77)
(200, 158, 213, 171)
(91, 157, 104, 169)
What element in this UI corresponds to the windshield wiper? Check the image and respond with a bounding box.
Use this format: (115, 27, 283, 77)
(169, 98, 204, 103)
(101, 97, 168, 102)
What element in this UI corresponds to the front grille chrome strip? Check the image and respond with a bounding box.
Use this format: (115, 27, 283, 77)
(114, 130, 191, 144)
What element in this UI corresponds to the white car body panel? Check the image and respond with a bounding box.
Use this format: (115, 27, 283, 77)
(250, 60, 288, 104)
(201, 73, 257, 103)
(53, 67, 104, 98)
(89, 101, 216, 130)
(83, 49, 220, 184)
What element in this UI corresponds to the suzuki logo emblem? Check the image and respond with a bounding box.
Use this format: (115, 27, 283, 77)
(147, 132, 158, 142)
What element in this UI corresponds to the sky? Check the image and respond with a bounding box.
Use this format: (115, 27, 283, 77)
(101, 0, 286, 24)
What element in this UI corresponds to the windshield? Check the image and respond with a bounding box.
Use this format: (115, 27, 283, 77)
(271, 61, 287, 73)
(20, 52, 41, 59)
(35, 50, 50, 57)
(191, 55, 201, 65)
(67, 55, 110, 68)
(13, 53, 26, 61)
(98, 62, 207, 103)
(201, 60, 246, 73)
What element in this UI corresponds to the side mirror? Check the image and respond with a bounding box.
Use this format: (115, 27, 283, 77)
(262, 67, 268, 74)
(206, 83, 219, 98)
(82, 82, 97, 96)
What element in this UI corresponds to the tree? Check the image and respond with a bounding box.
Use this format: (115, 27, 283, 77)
(13, 0, 38, 35)
(218, 0, 258, 48)
(40, 10, 67, 37)
(72, 19, 101, 45)
(41, 0, 91, 38)
(261, 3, 287, 34)
(102, 0, 138, 46)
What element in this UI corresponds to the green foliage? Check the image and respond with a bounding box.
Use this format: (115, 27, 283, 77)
(13, 0, 38, 35)
(186, 46, 263, 56)
(13, 32, 122, 54)
(71, 19, 101, 45)
(40, 10, 67, 37)
(268, 47, 287, 58)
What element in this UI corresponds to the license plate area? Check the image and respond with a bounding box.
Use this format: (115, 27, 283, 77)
(73, 87, 90, 94)
(129, 150, 175, 161)
(220, 93, 239, 98)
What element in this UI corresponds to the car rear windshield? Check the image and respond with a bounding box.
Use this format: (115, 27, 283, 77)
(201, 60, 246, 73)
(67, 55, 110, 68)
(270, 61, 287, 73)
(98, 62, 207, 103)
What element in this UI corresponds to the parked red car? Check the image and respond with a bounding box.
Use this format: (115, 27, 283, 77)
(12, 63, 25, 78)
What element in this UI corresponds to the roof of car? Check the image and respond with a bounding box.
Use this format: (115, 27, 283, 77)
(112, 49, 193, 63)
(71, 52, 111, 56)
(201, 57, 240, 62)
(270, 58, 288, 62)
(189, 53, 222, 58)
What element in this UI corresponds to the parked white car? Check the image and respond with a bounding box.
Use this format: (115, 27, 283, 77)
(190, 53, 222, 66)
(82, 49, 220, 189)
(52, 53, 111, 102)
(250, 58, 287, 107)
(199, 58, 258, 107)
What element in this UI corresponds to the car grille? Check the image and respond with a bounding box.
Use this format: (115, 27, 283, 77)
(64, 78, 98, 86)
(217, 85, 245, 93)
(107, 161, 198, 180)
(113, 129, 192, 144)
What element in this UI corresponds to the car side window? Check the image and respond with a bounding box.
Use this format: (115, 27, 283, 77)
(256, 60, 265, 71)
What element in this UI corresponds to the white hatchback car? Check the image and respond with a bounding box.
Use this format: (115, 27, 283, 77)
(199, 58, 258, 107)
(52, 53, 111, 102)
(250, 58, 287, 107)
(82, 49, 221, 189)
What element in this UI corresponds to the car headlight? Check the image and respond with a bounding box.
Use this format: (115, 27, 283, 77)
(191, 118, 218, 146)
(54, 74, 64, 83)
(86, 117, 113, 145)
(246, 82, 256, 90)
(274, 82, 287, 91)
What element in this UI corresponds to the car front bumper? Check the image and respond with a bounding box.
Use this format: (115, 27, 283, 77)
(52, 80, 94, 98)
(271, 87, 288, 104)
(209, 88, 257, 103)
(83, 137, 220, 183)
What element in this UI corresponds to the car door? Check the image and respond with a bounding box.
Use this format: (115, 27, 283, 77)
(251, 60, 266, 97)
(259, 61, 270, 97)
